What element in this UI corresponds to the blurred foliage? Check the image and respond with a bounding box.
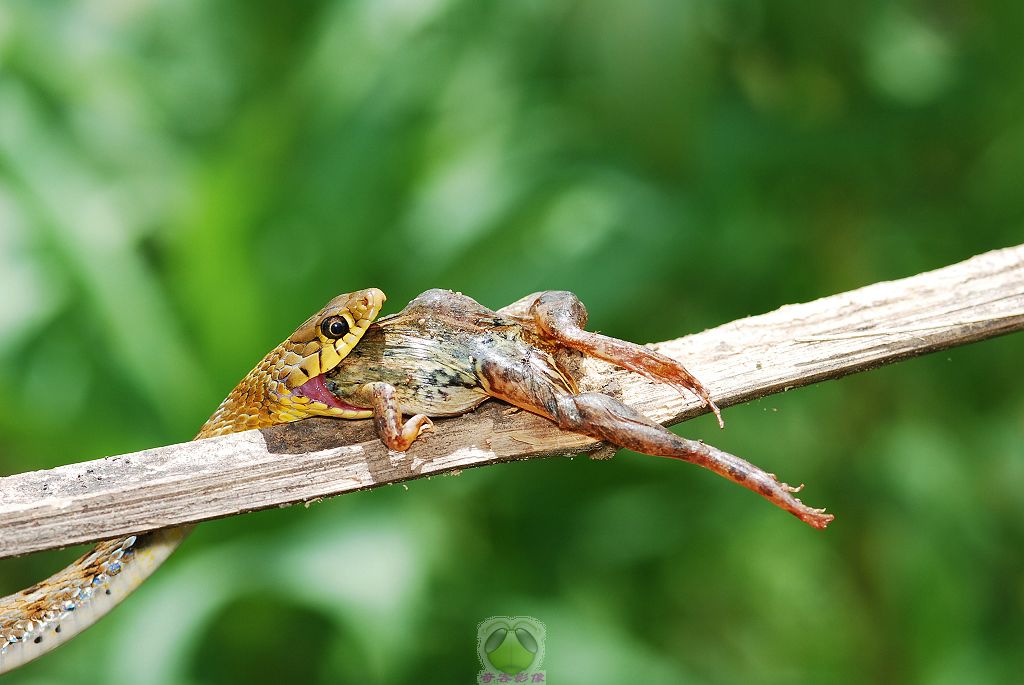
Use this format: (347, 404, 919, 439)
(0, 0, 1022, 683)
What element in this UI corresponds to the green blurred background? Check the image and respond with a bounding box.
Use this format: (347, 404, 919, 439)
(1, 1, 1022, 683)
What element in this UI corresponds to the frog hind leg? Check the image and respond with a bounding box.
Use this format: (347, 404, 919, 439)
(499, 291, 724, 428)
(476, 354, 832, 529)
(557, 391, 832, 528)
(367, 382, 434, 451)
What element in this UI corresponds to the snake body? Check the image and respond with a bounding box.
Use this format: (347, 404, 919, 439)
(0, 289, 386, 673)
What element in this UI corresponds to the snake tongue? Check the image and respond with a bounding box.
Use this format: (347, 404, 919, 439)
(296, 374, 366, 412)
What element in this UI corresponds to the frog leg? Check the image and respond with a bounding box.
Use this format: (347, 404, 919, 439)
(500, 291, 723, 427)
(477, 357, 831, 528)
(555, 392, 831, 528)
(366, 382, 434, 451)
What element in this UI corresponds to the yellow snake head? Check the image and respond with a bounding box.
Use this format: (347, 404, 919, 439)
(199, 288, 384, 436)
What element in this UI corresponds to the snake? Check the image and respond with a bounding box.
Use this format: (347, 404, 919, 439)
(0, 289, 386, 673)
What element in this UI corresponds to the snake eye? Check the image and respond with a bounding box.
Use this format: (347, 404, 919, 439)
(321, 316, 350, 340)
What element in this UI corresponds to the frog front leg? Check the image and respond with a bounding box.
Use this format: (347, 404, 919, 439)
(367, 382, 434, 451)
(498, 291, 724, 428)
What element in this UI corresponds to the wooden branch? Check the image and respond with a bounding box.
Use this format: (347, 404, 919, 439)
(2, 246, 1022, 559)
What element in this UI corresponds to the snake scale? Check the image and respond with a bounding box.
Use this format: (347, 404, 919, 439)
(0, 289, 386, 673)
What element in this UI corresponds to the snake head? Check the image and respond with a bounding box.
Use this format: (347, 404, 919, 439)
(267, 288, 385, 419)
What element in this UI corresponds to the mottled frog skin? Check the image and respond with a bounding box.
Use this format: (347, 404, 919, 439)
(325, 289, 832, 530)
(328, 289, 573, 417)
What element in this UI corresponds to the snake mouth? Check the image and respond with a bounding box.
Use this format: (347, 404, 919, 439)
(295, 374, 366, 412)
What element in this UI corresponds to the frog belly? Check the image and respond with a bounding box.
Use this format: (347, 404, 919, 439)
(395, 383, 489, 417)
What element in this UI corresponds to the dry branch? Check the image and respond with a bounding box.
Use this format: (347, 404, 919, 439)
(1, 245, 1022, 559)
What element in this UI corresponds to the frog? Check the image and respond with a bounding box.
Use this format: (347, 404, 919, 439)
(320, 289, 832, 528)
